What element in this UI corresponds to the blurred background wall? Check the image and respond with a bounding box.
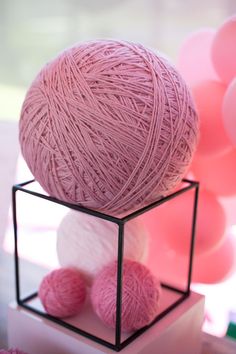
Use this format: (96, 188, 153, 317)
(1, 0, 236, 122)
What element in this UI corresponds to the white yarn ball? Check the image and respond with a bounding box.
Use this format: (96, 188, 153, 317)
(56, 210, 149, 285)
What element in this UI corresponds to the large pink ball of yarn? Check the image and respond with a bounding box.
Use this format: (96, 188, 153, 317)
(91, 259, 161, 332)
(19, 40, 198, 214)
(39, 268, 86, 318)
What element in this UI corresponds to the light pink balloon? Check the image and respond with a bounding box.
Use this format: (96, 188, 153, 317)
(192, 80, 232, 157)
(211, 16, 236, 84)
(144, 229, 188, 289)
(145, 230, 235, 286)
(222, 77, 236, 146)
(192, 149, 236, 197)
(142, 189, 226, 256)
(192, 234, 236, 284)
(177, 29, 219, 85)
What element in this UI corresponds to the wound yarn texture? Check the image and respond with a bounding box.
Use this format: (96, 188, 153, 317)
(91, 259, 161, 332)
(19, 40, 198, 215)
(39, 267, 87, 318)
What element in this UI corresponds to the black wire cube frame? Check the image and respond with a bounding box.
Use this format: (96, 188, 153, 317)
(12, 178, 199, 352)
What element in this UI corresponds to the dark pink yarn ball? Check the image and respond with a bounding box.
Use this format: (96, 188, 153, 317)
(39, 267, 87, 318)
(91, 259, 161, 332)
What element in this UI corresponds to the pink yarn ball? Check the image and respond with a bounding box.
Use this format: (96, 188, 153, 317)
(19, 40, 198, 215)
(39, 268, 86, 318)
(91, 259, 161, 332)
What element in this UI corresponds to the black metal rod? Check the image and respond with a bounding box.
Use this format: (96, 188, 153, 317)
(18, 302, 120, 351)
(187, 183, 199, 293)
(19, 284, 185, 350)
(115, 222, 124, 349)
(19, 290, 188, 352)
(14, 182, 121, 224)
(21, 291, 38, 303)
(182, 178, 197, 184)
(161, 282, 186, 295)
(12, 186, 20, 303)
(119, 294, 188, 349)
(15, 179, 35, 187)
(13, 179, 198, 352)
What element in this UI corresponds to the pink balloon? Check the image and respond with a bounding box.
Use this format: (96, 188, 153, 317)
(192, 149, 236, 196)
(192, 80, 233, 157)
(145, 231, 235, 286)
(141, 189, 226, 256)
(141, 213, 187, 289)
(177, 29, 219, 85)
(146, 237, 188, 289)
(192, 235, 236, 284)
(212, 16, 236, 84)
(222, 78, 236, 147)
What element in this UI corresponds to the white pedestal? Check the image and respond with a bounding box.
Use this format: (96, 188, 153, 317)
(8, 292, 204, 354)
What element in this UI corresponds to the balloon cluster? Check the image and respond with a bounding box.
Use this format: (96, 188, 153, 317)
(178, 16, 236, 283)
(143, 16, 236, 285)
